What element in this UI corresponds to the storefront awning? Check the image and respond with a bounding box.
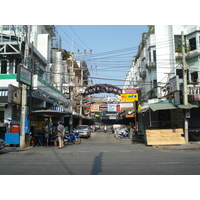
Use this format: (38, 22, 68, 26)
(149, 103, 177, 112)
(30, 109, 72, 116)
(177, 103, 199, 109)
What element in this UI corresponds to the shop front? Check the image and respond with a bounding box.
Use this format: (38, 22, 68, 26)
(29, 109, 72, 147)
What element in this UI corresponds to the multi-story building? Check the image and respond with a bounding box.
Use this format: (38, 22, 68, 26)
(0, 25, 91, 146)
(124, 25, 200, 141)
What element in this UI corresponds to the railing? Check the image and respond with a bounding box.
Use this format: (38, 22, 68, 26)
(187, 84, 200, 95)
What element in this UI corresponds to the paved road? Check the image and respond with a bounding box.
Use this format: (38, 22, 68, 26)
(1, 129, 200, 175)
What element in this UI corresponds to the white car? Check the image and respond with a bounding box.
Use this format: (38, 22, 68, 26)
(0, 139, 5, 150)
(75, 125, 91, 138)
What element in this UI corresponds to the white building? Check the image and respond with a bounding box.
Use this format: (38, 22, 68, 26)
(124, 25, 200, 104)
(0, 25, 70, 139)
(123, 25, 200, 142)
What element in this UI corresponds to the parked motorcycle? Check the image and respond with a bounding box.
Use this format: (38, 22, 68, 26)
(63, 130, 81, 144)
(115, 127, 130, 139)
(49, 130, 81, 145)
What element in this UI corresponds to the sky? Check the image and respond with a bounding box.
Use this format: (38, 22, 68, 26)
(57, 25, 148, 95)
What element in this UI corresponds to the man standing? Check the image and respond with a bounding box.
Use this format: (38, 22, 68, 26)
(57, 121, 64, 149)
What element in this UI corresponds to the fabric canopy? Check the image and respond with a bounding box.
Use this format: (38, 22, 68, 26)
(149, 103, 177, 112)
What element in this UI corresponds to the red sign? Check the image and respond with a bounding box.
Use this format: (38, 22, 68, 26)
(122, 89, 137, 94)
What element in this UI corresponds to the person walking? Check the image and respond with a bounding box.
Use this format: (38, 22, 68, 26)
(104, 124, 107, 133)
(57, 121, 64, 149)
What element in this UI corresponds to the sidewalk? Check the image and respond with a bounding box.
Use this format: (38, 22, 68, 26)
(154, 142, 200, 150)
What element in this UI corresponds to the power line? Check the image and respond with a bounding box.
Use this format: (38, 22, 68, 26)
(69, 25, 91, 50)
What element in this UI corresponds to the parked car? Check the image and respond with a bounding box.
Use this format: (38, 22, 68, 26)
(0, 139, 5, 150)
(75, 125, 91, 138)
(94, 122, 101, 130)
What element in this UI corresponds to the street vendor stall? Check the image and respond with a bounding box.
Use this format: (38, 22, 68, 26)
(29, 109, 72, 147)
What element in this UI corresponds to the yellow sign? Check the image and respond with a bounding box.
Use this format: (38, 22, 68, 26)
(120, 93, 138, 102)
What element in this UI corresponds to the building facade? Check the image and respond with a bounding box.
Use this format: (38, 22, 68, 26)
(0, 25, 90, 146)
(124, 25, 200, 141)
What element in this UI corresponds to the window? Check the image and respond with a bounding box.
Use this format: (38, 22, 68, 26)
(153, 50, 156, 62)
(3, 25, 9, 31)
(176, 69, 183, 79)
(1, 60, 7, 74)
(189, 37, 196, 51)
(191, 71, 198, 83)
(149, 49, 156, 62)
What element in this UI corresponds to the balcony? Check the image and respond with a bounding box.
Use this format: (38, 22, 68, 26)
(146, 61, 156, 69)
(44, 25, 56, 37)
(187, 84, 200, 95)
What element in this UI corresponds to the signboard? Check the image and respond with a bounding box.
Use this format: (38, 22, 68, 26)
(122, 88, 137, 94)
(33, 75, 69, 104)
(99, 104, 107, 111)
(8, 84, 21, 104)
(120, 93, 138, 102)
(126, 114, 135, 118)
(169, 75, 180, 92)
(107, 104, 120, 112)
(83, 84, 122, 97)
(91, 104, 99, 112)
(17, 65, 32, 86)
(120, 103, 134, 111)
(108, 104, 116, 111)
(174, 91, 181, 105)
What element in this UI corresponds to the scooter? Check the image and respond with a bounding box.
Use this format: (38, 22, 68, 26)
(115, 127, 130, 139)
(63, 130, 81, 144)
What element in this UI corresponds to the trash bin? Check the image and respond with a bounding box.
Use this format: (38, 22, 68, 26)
(11, 125, 20, 133)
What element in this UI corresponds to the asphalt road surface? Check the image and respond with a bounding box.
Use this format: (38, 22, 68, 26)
(1, 129, 200, 175)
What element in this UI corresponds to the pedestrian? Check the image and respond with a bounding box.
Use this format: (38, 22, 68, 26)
(104, 124, 107, 133)
(57, 121, 64, 149)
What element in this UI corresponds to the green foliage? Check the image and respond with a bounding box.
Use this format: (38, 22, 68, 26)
(63, 51, 71, 60)
(127, 122, 134, 131)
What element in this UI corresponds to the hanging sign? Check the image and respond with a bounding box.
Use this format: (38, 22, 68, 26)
(120, 93, 138, 102)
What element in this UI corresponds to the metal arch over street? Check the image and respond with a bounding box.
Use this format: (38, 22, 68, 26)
(82, 84, 122, 97)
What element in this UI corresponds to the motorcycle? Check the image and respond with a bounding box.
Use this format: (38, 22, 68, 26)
(63, 130, 81, 144)
(115, 127, 130, 139)
(49, 130, 81, 146)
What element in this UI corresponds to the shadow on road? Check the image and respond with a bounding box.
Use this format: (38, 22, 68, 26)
(91, 152, 103, 175)
(51, 147, 74, 175)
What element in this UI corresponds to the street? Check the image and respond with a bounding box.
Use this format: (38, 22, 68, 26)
(1, 129, 200, 175)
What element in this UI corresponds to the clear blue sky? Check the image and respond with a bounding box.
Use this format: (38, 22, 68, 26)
(57, 25, 148, 91)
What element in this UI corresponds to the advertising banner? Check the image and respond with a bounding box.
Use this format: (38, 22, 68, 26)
(99, 104, 107, 111)
(120, 103, 134, 111)
(122, 88, 137, 94)
(91, 104, 99, 112)
(120, 93, 138, 102)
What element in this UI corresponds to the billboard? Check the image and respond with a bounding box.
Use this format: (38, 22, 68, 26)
(120, 103, 134, 111)
(99, 104, 107, 111)
(122, 88, 137, 94)
(17, 65, 32, 86)
(91, 104, 99, 112)
(120, 93, 138, 102)
(107, 104, 120, 112)
(169, 75, 180, 92)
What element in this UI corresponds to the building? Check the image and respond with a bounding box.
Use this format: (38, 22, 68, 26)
(124, 25, 200, 142)
(0, 25, 77, 147)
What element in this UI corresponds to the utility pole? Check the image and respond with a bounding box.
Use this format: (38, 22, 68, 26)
(181, 31, 189, 143)
(20, 25, 30, 148)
